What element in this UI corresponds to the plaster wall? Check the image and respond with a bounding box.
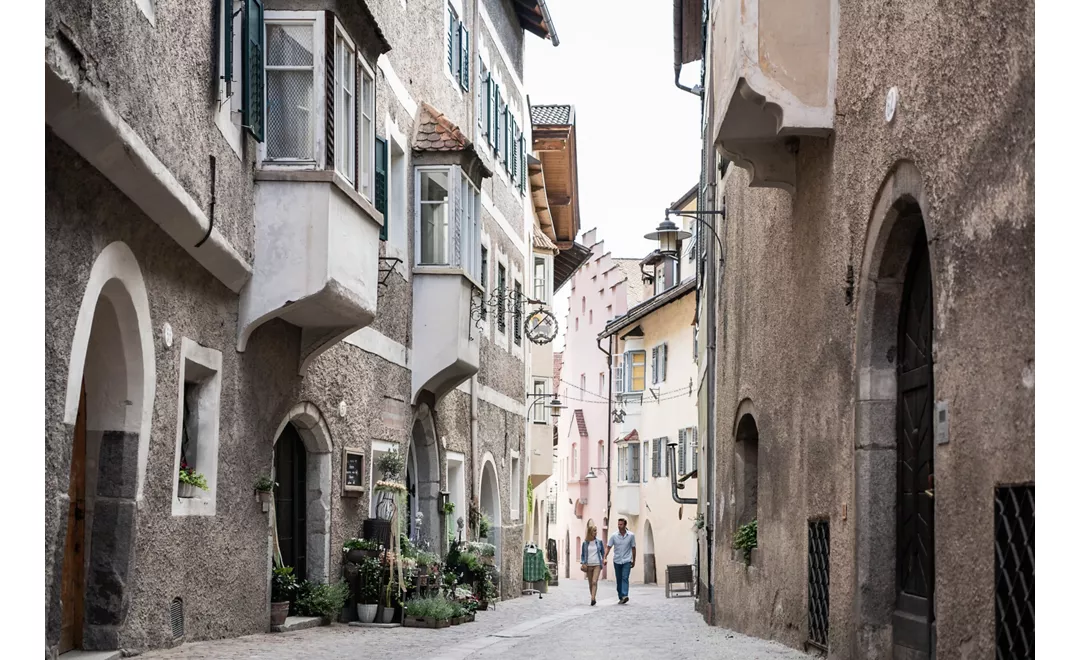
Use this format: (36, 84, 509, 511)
(703, 1, 1034, 657)
(613, 293, 699, 586)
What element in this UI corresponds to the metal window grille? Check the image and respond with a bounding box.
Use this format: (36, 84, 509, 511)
(265, 22, 315, 160)
(170, 597, 185, 640)
(807, 520, 830, 651)
(995, 484, 1034, 660)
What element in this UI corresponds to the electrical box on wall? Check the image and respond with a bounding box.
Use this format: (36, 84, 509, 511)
(342, 447, 365, 496)
(935, 401, 950, 446)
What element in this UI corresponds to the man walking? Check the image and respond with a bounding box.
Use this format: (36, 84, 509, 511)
(607, 517, 636, 604)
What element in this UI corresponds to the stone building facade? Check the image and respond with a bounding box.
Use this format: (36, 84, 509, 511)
(674, 1, 1034, 659)
(44, 0, 561, 656)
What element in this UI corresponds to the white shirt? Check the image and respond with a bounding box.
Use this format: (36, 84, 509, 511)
(584, 540, 602, 565)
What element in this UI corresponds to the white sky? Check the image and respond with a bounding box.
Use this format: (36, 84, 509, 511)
(524, 0, 702, 350)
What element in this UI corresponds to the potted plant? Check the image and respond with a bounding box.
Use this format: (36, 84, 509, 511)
(381, 583, 398, 623)
(270, 566, 298, 626)
(403, 595, 453, 629)
(450, 600, 466, 626)
(178, 461, 208, 499)
(343, 538, 381, 564)
(477, 514, 492, 542)
(373, 478, 407, 521)
(356, 557, 380, 623)
(415, 551, 439, 586)
(254, 476, 276, 506)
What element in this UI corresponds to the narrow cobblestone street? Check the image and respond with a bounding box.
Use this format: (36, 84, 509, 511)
(139, 580, 810, 659)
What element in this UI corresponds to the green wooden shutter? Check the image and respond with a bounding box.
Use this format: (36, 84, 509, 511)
(375, 137, 388, 240)
(486, 76, 494, 143)
(493, 86, 501, 157)
(509, 116, 517, 179)
(459, 24, 470, 91)
(241, 0, 265, 141)
(221, 0, 234, 98)
(447, 8, 456, 72)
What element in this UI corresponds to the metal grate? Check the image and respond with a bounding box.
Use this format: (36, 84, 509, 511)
(995, 484, 1034, 660)
(265, 23, 315, 160)
(807, 520, 830, 651)
(170, 597, 185, 640)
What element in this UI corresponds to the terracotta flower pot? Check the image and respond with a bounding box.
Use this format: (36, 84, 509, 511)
(270, 601, 290, 626)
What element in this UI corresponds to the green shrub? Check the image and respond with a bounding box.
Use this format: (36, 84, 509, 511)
(293, 581, 349, 618)
(404, 595, 455, 621)
(733, 519, 758, 564)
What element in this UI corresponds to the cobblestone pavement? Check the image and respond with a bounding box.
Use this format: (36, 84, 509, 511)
(140, 579, 811, 659)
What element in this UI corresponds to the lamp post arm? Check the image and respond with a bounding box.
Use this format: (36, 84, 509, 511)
(665, 207, 726, 265)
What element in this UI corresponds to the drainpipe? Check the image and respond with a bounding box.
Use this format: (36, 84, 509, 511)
(471, 375, 479, 509)
(667, 444, 698, 504)
(673, 0, 703, 97)
(597, 334, 613, 580)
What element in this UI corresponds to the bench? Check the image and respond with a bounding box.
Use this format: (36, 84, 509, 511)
(665, 564, 695, 598)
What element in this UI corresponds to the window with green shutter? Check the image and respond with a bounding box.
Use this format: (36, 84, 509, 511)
(459, 24, 469, 91)
(493, 86, 501, 157)
(509, 116, 517, 179)
(221, 0, 234, 98)
(375, 137, 388, 240)
(447, 6, 457, 72)
(242, 0, 265, 141)
(519, 133, 528, 194)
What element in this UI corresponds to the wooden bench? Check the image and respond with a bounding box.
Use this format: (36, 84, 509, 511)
(665, 564, 695, 598)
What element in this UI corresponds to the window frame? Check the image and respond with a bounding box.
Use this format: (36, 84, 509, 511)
(625, 350, 646, 392)
(532, 379, 547, 424)
(333, 22, 357, 184)
(259, 11, 326, 169)
(215, 0, 245, 157)
(533, 256, 547, 303)
(172, 338, 223, 517)
(358, 58, 376, 199)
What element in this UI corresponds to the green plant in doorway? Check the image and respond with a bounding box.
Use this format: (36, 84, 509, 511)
(526, 481, 534, 518)
(694, 512, 705, 530)
(271, 566, 298, 603)
(733, 519, 758, 565)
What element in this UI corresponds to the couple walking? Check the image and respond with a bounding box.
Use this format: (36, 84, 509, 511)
(579, 517, 636, 606)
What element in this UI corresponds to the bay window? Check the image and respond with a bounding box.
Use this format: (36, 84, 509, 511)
(415, 165, 482, 283)
(623, 350, 646, 392)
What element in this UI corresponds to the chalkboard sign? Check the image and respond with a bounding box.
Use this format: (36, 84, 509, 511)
(341, 448, 365, 496)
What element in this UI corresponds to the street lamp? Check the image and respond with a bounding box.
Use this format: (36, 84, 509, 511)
(645, 206, 727, 264)
(644, 216, 692, 257)
(584, 466, 608, 480)
(525, 393, 566, 421)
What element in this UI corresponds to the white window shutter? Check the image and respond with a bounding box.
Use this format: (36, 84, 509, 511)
(615, 365, 624, 394)
(678, 428, 686, 475)
(692, 427, 699, 472)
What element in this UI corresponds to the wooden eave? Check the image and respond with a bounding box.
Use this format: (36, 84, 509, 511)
(528, 156, 557, 243)
(531, 123, 580, 246)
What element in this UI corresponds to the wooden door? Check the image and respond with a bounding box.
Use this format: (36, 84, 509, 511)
(59, 382, 87, 653)
(274, 424, 307, 581)
(894, 231, 936, 655)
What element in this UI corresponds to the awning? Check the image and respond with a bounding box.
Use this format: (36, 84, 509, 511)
(553, 241, 591, 293)
(614, 429, 639, 444)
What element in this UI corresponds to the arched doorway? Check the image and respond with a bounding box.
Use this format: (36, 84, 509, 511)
(405, 405, 442, 550)
(52, 242, 155, 654)
(479, 457, 502, 561)
(854, 161, 936, 660)
(643, 520, 657, 584)
(272, 402, 332, 584)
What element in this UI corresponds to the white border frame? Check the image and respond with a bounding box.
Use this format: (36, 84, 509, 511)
(171, 337, 223, 517)
(258, 11, 327, 170)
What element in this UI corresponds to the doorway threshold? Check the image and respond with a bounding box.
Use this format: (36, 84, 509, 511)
(59, 651, 122, 660)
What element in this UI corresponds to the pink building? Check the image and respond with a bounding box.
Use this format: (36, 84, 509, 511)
(553, 228, 645, 580)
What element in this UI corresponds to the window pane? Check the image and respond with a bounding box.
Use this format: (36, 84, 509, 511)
(360, 70, 374, 196)
(267, 24, 314, 66)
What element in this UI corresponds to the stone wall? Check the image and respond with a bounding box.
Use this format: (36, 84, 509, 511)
(705, 0, 1034, 657)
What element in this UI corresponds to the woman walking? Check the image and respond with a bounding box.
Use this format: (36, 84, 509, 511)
(580, 519, 605, 606)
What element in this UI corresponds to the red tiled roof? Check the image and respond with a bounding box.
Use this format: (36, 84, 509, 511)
(413, 102, 470, 151)
(573, 409, 588, 438)
(615, 429, 639, 444)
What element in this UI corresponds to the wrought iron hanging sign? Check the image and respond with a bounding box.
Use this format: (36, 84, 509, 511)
(524, 309, 559, 345)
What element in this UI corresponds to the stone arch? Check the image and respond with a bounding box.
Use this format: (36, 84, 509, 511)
(734, 410, 760, 529)
(853, 160, 936, 659)
(479, 453, 502, 560)
(272, 402, 333, 584)
(407, 403, 443, 549)
(50, 241, 156, 653)
(643, 519, 657, 584)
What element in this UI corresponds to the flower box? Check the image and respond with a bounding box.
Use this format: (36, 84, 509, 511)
(178, 483, 199, 499)
(465, 612, 475, 622)
(402, 615, 449, 629)
(451, 616, 464, 626)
